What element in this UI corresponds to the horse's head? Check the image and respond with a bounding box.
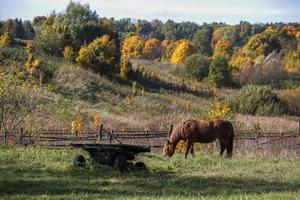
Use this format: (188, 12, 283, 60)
(163, 139, 175, 157)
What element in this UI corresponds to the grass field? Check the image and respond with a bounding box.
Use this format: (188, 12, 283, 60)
(0, 146, 300, 200)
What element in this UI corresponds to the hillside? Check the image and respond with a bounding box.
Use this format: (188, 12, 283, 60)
(0, 1, 299, 137)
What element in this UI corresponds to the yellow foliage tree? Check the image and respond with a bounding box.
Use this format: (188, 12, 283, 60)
(162, 40, 176, 61)
(207, 98, 231, 120)
(171, 41, 197, 64)
(211, 26, 237, 49)
(121, 35, 145, 60)
(143, 38, 163, 60)
(76, 35, 116, 72)
(284, 50, 300, 73)
(93, 112, 101, 130)
(296, 31, 300, 40)
(213, 39, 233, 60)
(63, 46, 75, 62)
(280, 25, 298, 37)
(71, 116, 84, 134)
(120, 57, 132, 79)
(76, 46, 91, 67)
(0, 31, 11, 48)
(24, 43, 41, 75)
(229, 52, 253, 71)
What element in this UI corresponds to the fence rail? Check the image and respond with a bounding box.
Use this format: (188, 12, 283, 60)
(1, 123, 300, 152)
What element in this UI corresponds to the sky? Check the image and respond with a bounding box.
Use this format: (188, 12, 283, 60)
(0, 0, 299, 24)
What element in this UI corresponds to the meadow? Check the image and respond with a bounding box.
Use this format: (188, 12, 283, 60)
(0, 146, 299, 200)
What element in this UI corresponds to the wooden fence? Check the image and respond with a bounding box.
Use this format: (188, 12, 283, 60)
(0, 123, 300, 153)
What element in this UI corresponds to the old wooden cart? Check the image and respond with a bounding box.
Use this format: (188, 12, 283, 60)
(71, 143, 151, 171)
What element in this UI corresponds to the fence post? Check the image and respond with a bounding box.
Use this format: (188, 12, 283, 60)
(110, 130, 113, 144)
(298, 121, 300, 136)
(19, 127, 23, 145)
(75, 130, 78, 140)
(146, 129, 149, 144)
(298, 121, 300, 142)
(255, 132, 259, 149)
(168, 125, 173, 138)
(4, 132, 7, 145)
(98, 124, 103, 142)
(28, 131, 31, 144)
(256, 131, 261, 149)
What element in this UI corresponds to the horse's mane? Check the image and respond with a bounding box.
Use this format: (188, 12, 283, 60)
(170, 119, 192, 144)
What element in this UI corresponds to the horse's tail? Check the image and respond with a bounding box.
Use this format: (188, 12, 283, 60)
(226, 122, 234, 156)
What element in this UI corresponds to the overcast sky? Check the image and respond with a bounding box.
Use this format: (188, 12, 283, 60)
(0, 0, 299, 24)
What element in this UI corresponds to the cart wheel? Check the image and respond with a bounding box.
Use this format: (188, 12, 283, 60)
(135, 162, 147, 170)
(114, 155, 128, 172)
(73, 155, 86, 167)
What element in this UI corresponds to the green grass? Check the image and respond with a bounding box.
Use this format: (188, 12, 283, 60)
(0, 146, 299, 199)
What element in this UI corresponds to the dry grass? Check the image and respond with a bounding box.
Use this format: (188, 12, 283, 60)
(278, 87, 300, 115)
(234, 114, 299, 133)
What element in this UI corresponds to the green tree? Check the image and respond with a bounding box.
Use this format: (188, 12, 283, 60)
(36, 16, 71, 55)
(184, 54, 210, 81)
(192, 27, 213, 56)
(208, 56, 232, 88)
(211, 26, 238, 49)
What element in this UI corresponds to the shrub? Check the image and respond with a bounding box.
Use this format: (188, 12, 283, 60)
(120, 57, 132, 79)
(63, 46, 75, 62)
(284, 49, 300, 73)
(35, 22, 70, 56)
(207, 56, 232, 88)
(227, 85, 290, 116)
(0, 31, 11, 48)
(278, 88, 300, 116)
(76, 35, 116, 73)
(184, 54, 210, 81)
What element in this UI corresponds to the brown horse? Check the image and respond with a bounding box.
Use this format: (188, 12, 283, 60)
(163, 119, 234, 158)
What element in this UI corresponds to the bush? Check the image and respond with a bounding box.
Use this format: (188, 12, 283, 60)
(227, 85, 290, 116)
(207, 56, 232, 88)
(76, 35, 116, 73)
(278, 88, 300, 116)
(184, 54, 210, 81)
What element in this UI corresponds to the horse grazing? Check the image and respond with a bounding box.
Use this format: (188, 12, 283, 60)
(163, 119, 234, 158)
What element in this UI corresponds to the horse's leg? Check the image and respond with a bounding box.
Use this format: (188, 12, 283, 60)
(226, 130, 234, 157)
(190, 144, 195, 157)
(219, 140, 226, 156)
(185, 138, 192, 159)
